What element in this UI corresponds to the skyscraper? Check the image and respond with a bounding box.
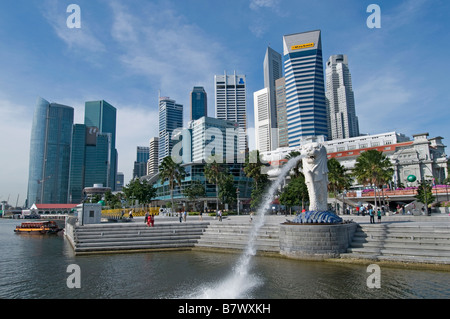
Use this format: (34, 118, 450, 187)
(283, 30, 328, 146)
(68, 125, 110, 203)
(27, 97, 74, 206)
(215, 71, 248, 153)
(84, 100, 118, 190)
(190, 86, 207, 121)
(254, 88, 273, 152)
(147, 137, 159, 176)
(158, 97, 183, 165)
(325, 54, 360, 140)
(133, 146, 150, 178)
(275, 77, 289, 148)
(264, 47, 282, 139)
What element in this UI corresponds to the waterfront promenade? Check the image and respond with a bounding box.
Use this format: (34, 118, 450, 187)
(66, 213, 450, 269)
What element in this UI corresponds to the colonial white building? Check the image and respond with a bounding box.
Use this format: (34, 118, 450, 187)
(261, 132, 448, 187)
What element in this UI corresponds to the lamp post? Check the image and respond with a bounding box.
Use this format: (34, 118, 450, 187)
(236, 187, 240, 215)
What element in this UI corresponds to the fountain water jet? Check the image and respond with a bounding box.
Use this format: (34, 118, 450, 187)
(192, 155, 304, 299)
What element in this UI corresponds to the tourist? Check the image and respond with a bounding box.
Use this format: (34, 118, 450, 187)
(144, 211, 149, 224)
(377, 208, 382, 223)
(179, 210, 183, 223)
(218, 209, 222, 222)
(250, 211, 253, 222)
(183, 209, 187, 222)
(199, 207, 203, 221)
(356, 206, 360, 216)
(150, 214, 155, 227)
(369, 207, 375, 224)
(129, 210, 133, 219)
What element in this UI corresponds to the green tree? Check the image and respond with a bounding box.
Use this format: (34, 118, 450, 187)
(279, 175, 309, 213)
(122, 178, 157, 206)
(244, 150, 271, 210)
(327, 158, 352, 212)
(218, 173, 237, 208)
(415, 180, 435, 210)
(285, 151, 302, 178)
(183, 181, 206, 211)
(159, 156, 185, 211)
(352, 149, 393, 210)
(204, 159, 226, 211)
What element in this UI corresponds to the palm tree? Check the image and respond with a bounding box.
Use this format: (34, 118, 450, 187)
(285, 151, 302, 178)
(204, 158, 226, 212)
(159, 156, 185, 212)
(327, 158, 352, 213)
(244, 150, 270, 209)
(352, 150, 393, 210)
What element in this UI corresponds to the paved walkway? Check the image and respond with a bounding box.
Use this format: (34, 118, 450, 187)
(128, 213, 450, 227)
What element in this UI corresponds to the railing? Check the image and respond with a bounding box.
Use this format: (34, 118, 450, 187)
(101, 207, 161, 219)
(346, 185, 450, 198)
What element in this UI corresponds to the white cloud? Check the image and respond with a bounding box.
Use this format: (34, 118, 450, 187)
(115, 105, 159, 184)
(42, 0, 105, 53)
(0, 97, 32, 205)
(249, 0, 280, 10)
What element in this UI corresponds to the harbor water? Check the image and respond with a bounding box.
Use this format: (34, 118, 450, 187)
(0, 219, 449, 299)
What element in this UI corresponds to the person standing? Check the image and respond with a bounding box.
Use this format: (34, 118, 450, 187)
(377, 208, 382, 223)
(179, 210, 183, 223)
(369, 207, 375, 224)
(199, 206, 203, 221)
(144, 211, 149, 224)
(150, 214, 155, 227)
(218, 209, 222, 222)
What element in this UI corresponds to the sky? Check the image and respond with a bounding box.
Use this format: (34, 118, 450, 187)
(0, 0, 449, 207)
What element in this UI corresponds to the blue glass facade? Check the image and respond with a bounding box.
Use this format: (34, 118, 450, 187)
(27, 97, 74, 206)
(84, 100, 118, 190)
(283, 30, 328, 147)
(190, 87, 207, 121)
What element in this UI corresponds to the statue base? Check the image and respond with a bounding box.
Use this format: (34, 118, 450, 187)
(287, 211, 343, 225)
(279, 221, 357, 260)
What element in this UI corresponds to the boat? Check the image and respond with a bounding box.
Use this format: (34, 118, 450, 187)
(14, 221, 62, 234)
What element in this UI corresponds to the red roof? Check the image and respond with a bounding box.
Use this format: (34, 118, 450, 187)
(34, 204, 78, 209)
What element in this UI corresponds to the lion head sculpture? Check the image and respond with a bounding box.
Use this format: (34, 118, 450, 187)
(301, 142, 329, 212)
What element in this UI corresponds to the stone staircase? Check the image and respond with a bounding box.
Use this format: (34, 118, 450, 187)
(195, 220, 281, 254)
(71, 221, 210, 254)
(341, 222, 450, 264)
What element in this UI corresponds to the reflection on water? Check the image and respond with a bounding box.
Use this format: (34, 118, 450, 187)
(0, 219, 449, 299)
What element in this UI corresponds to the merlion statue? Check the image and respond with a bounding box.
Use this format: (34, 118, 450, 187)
(301, 142, 329, 212)
(289, 142, 343, 224)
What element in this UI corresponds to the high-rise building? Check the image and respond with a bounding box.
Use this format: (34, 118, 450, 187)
(147, 137, 159, 176)
(283, 30, 328, 146)
(27, 97, 74, 206)
(190, 116, 239, 163)
(133, 146, 150, 178)
(275, 77, 289, 148)
(84, 100, 118, 190)
(264, 47, 282, 139)
(215, 71, 248, 153)
(254, 88, 275, 152)
(190, 86, 207, 121)
(325, 54, 360, 140)
(158, 97, 183, 165)
(116, 172, 124, 191)
(68, 125, 110, 203)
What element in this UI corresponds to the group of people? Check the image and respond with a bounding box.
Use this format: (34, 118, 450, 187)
(359, 204, 382, 224)
(144, 211, 155, 227)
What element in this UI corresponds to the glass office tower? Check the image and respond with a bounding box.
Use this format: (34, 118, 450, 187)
(283, 30, 328, 146)
(84, 100, 118, 190)
(27, 97, 74, 206)
(190, 87, 207, 121)
(158, 97, 183, 165)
